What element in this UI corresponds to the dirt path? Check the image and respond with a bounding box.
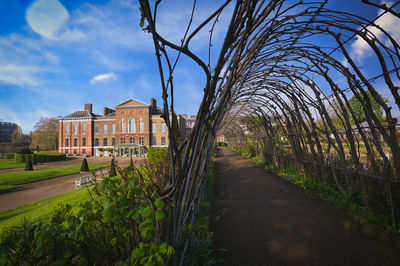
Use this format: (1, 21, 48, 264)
(0, 157, 145, 213)
(210, 147, 400, 266)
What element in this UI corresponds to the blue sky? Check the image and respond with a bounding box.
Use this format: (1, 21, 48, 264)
(0, 0, 399, 133)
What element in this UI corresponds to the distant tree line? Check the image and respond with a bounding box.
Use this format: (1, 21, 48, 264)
(0, 117, 59, 155)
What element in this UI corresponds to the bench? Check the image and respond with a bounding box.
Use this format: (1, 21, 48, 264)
(75, 176, 93, 189)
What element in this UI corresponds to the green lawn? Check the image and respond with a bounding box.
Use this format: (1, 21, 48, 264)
(0, 162, 109, 191)
(0, 159, 25, 170)
(0, 187, 92, 229)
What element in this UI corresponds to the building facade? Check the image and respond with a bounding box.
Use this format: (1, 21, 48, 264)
(59, 98, 186, 156)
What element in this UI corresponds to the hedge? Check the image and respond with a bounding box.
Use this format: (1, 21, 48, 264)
(4, 153, 15, 160)
(35, 152, 66, 162)
(14, 152, 66, 163)
(14, 154, 32, 163)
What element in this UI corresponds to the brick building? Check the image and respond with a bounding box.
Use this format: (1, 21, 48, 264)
(58, 98, 186, 156)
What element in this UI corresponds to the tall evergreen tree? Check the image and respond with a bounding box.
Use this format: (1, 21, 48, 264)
(80, 158, 89, 172)
(25, 156, 33, 171)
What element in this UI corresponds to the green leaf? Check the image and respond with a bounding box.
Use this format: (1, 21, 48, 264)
(155, 210, 165, 221)
(142, 206, 153, 218)
(140, 19, 145, 28)
(154, 199, 165, 209)
(111, 237, 117, 247)
(159, 243, 167, 254)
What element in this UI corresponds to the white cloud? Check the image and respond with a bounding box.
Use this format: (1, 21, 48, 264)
(90, 72, 117, 84)
(0, 63, 41, 87)
(26, 0, 69, 39)
(351, 5, 400, 61)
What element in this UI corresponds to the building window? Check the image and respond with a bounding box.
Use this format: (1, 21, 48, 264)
(103, 125, 108, 134)
(121, 138, 125, 144)
(112, 138, 115, 146)
(74, 149, 77, 154)
(73, 138, 77, 147)
(95, 138, 99, 146)
(74, 124, 77, 135)
(82, 124, 86, 134)
(130, 137, 134, 144)
(112, 124, 115, 134)
(161, 123, 166, 133)
(65, 149, 69, 155)
(121, 119, 125, 133)
(65, 139, 69, 146)
(95, 125, 99, 134)
(152, 123, 156, 133)
(129, 119, 136, 133)
(139, 137, 144, 145)
(161, 137, 166, 145)
(103, 138, 108, 146)
(65, 125, 69, 135)
(139, 119, 144, 133)
(82, 138, 86, 146)
(151, 137, 156, 146)
(82, 149, 86, 154)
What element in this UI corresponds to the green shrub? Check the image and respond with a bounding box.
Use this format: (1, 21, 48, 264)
(0, 168, 173, 265)
(15, 153, 33, 163)
(80, 158, 89, 172)
(4, 153, 14, 160)
(147, 147, 168, 167)
(32, 154, 38, 165)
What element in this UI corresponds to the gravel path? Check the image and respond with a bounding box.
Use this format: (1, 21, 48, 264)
(0, 157, 145, 213)
(210, 147, 400, 266)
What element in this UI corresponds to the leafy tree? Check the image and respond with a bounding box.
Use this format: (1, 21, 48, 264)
(25, 156, 33, 171)
(30, 117, 59, 151)
(348, 90, 390, 122)
(109, 158, 117, 177)
(80, 158, 89, 172)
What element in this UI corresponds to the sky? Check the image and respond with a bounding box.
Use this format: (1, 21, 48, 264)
(0, 0, 399, 133)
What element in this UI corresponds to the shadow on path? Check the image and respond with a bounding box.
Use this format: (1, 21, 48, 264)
(210, 147, 400, 266)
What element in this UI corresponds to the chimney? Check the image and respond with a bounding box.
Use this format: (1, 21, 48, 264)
(150, 98, 156, 108)
(84, 103, 93, 113)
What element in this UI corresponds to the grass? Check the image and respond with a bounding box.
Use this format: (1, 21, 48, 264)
(0, 162, 109, 191)
(0, 187, 93, 229)
(0, 159, 25, 170)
